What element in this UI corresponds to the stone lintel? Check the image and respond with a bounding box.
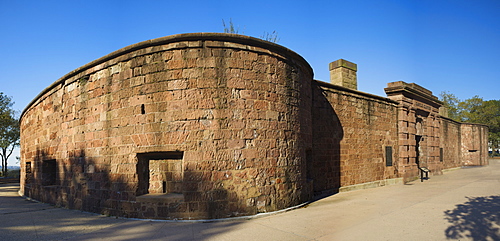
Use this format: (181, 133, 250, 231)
(386, 81, 432, 96)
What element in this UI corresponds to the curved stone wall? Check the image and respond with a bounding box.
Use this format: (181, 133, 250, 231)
(20, 33, 314, 219)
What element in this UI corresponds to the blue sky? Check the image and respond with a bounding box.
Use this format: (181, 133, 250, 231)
(1, 0, 499, 165)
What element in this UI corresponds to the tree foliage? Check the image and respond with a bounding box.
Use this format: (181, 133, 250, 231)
(458, 96, 486, 123)
(440, 92, 500, 154)
(0, 93, 19, 176)
(440, 91, 461, 121)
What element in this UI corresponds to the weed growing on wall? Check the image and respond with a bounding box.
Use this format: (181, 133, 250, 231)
(222, 18, 279, 43)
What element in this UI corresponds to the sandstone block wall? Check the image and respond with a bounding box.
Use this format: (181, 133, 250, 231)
(461, 123, 489, 166)
(310, 82, 399, 193)
(20, 33, 489, 220)
(20, 33, 313, 219)
(440, 118, 462, 169)
(440, 119, 489, 168)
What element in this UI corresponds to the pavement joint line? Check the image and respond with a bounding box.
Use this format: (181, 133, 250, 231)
(1, 207, 56, 215)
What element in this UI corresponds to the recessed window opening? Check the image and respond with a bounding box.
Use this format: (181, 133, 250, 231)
(385, 146, 393, 166)
(25, 162, 32, 184)
(42, 160, 57, 186)
(136, 152, 184, 196)
(26, 162, 32, 173)
(141, 104, 145, 114)
(405, 146, 410, 164)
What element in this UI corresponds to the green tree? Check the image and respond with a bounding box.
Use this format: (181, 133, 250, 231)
(0, 93, 20, 176)
(439, 92, 500, 155)
(458, 95, 485, 123)
(440, 91, 462, 121)
(474, 100, 500, 154)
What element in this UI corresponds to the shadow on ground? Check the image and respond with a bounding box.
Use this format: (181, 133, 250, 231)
(0, 177, 20, 184)
(0, 184, 242, 240)
(444, 195, 500, 240)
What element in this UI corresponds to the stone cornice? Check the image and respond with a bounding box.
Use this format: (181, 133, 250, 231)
(384, 81, 443, 108)
(316, 80, 399, 105)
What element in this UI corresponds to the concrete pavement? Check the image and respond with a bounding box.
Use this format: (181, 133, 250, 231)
(1, 159, 499, 240)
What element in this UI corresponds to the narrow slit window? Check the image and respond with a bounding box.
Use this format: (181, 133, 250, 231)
(385, 146, 393, 166)
(25, 162, 32, 184)
(141, 104, 145, 114)
(26, 162, 32, 173)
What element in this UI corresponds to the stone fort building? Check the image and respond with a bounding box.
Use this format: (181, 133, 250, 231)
(20, 33, 489, 220)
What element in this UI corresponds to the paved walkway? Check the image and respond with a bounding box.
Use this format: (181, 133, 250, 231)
(1, 159, 499, 241)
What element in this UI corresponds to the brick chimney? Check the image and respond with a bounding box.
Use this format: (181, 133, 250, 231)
(329, 59, 357, 90)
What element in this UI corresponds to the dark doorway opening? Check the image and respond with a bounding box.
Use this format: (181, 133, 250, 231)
(415, 135, 422, 166)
